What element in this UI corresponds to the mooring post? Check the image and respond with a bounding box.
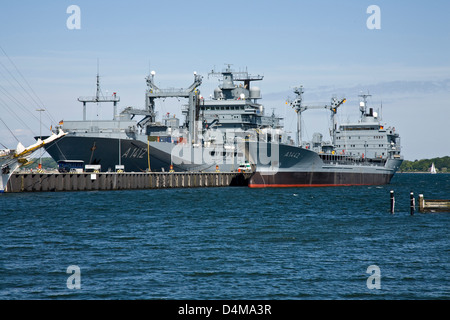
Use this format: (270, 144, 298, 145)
(410, 191, 415, 215)
(390, 190, 395, 214)
(418, 194, 424, 213)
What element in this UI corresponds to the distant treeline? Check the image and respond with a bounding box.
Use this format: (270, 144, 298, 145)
(400, 156, 449, 173)
(23, 157, 57, 169)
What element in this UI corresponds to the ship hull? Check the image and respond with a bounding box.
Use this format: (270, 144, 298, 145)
(43, 135, 244, 173)
(249, 171, 394, 188)
(248, 143, 402, 188)
(43, 135, 172, 172)
(1, 156, 22, 192)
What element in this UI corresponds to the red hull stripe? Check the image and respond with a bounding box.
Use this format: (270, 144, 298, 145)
(249, 183, 375, 188)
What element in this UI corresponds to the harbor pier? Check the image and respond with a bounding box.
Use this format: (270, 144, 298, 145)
(418, 194, 450, 213)
(5, 172, 252, 193)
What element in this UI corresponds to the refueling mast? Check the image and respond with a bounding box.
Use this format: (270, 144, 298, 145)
(288, 86, 346, 148)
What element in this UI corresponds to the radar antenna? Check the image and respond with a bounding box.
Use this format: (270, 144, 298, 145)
(358, 92, 372, 117)
(78, 62, 120, 120)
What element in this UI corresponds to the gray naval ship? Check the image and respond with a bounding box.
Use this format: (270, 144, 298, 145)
(248, 87, 403, 187)
(43, 65, 403, 187)
(43, 65, 282, 173)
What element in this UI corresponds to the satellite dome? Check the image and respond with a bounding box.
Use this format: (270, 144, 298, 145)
(249, 86, 261, 99)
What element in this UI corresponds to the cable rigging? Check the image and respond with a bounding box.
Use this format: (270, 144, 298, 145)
(0, 45, 58, 135)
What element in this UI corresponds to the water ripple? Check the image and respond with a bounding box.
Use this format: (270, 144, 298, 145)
(0, 174, 449, 299)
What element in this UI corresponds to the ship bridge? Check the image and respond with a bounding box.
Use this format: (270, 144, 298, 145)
(333, 95, 401, 159)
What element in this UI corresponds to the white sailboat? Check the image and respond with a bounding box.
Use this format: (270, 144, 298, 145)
(0, 129, 67, 192)
(430, 162, 437, 174)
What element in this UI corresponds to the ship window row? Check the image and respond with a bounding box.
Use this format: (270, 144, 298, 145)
(337, 135, 385, 140)
(340, 126, 378, 131)
(203, 106, 245, 111)
(336, 144, 385, 148)
(209, 151, 243, 157)
(344, 152, 386, 156)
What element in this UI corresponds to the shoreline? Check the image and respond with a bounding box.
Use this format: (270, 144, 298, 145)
(398, 172, 449, 174)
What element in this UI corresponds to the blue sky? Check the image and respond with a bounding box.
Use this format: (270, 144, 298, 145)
(0, 0, 449, 160)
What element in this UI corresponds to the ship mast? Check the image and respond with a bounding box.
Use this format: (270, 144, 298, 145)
(358, 93, 372, 118)
(289, 86, 345, 147)
(78, 64, 120, 121)
(208, 64, 264, 102)
(145, 71, 203, 144)
(289, 86, 304, 147)
(329, 97, 346, 146)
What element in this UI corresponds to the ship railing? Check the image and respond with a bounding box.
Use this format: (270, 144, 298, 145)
(78, 96, 120, 102)
(148, 87, 194, 97)
(319, 154, 387, 166)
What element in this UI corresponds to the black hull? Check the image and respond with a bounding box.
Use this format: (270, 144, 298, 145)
(43, 135, 173, 172)
(249, 171, 394, 188)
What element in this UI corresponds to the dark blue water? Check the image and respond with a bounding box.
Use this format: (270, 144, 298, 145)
(1, 173, 449, 300)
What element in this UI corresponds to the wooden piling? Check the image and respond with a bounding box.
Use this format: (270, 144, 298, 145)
(410, 192, 415, 216)
(419, 194, 424, 212)
(390, 190, 395, 214)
